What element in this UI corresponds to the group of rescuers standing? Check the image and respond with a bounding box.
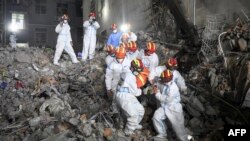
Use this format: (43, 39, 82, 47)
(53, 13, 192, 141)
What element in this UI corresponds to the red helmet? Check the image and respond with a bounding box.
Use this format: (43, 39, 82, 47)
(166, 57, 178, 68)
(128, 41, 137, 52)
(106, 45, 115, 55)
(61, 14, 69, 20)
(89, 12, 96, 17)
(160, 69, 173, 83)
(115, 47, 126, 59)
(131, 58, 144, 72)
(146, 42, 156, 54)
(111, 23, 117, 30)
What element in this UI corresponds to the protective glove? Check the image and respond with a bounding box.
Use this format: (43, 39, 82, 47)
(60, 21, 63, 26)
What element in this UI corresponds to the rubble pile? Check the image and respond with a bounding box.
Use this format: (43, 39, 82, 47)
(0, 43, 249, 141)
(0, 47, 112, 141)
(222, 20, 250, 52)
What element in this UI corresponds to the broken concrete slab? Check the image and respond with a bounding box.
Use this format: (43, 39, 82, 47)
(14, 51, 32, 63)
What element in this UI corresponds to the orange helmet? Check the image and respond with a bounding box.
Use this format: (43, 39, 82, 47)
(160, 69, 173, 83)
(120, 42, 129, 51)
(111, 23, 117, 30)
(89, 12, 96, 17)
(106, 45, 115, 55)
(115, 47, 126, 59)
(131, 59, 144, 72)
(166, 57, 178, 68)
(119, 42, 126, 48)
(128, 41, 137, 52)
(136, 68, 149, 88)
(146, 42, 156, 54)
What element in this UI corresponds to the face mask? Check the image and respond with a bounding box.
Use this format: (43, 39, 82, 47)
(111, 54, 115, 57)
(129, 51, 134, 55)
(63, 20, 67, 23)
(113, 30, 117, 33)
(89, 16, 94, 20)
(117, 59, 123, 63)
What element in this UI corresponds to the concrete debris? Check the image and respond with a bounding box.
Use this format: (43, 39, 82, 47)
(186, 104, 201, 117)
(41, 130, 77, 141)
(39, 94, 72, 115)
(205, 104, 218, 116)
(189, 96, 205, 112)
(189, 117, 202, 129)
(1, 22, 249, 140)
(15, 51, 32, 63)
(79, 123, 93, 137)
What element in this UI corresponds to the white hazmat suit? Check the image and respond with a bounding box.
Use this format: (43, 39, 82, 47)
(53, 22, 78, 65)
(82, 20, 100, 60)
(149, 66, 187, 92)
(105, 57, 131, 113)
(105, 57, 131, 92)
(126, 50, 139, 61)
(105, 55, 115, 66)
(153, 81, 188, 141)
(116, 71, 145, 135)
(137, 50, 159, 71)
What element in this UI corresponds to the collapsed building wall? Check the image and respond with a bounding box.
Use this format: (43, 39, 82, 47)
(184, 0, 250, 27)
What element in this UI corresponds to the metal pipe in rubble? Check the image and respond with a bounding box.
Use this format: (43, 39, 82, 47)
(218, 32, 228, 68)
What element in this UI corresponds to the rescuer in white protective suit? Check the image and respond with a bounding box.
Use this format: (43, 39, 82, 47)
(115, 60, 145, 135)
(105, 45, 115, 66)
(82, 12, 100, 61)
(105, 46, 131, 112)
(126, 41, 139, 61)
(149, 57, 187, 94)
(137, 41, 159, 71)
(53, 14, 79, 65)
(152, 69, 189, 141)
(9, 33, 17, 48)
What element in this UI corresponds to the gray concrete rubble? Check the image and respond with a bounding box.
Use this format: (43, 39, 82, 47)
(0, 30, 249, 141)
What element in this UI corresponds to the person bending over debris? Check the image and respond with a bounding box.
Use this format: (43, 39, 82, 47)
(149, 57, 187, 94)
(115, 60, 146, 135)
(137, 42, 159, 71)
(105, 45, 116, 66)
(105, 46, 131, 112)
(53, 14, 79, 66)
(152, 69, 189, 141)
(106, 24, 123, 48)
(82, 12, 100, 61)
(126, 41, 140, 61)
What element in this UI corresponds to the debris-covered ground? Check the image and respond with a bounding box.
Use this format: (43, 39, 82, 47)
(0, 38, 249, 141)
